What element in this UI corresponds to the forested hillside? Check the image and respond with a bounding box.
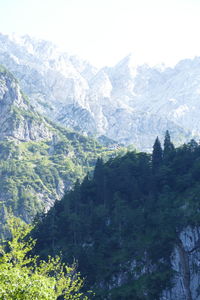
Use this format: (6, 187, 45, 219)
(33, 132, 200, 300)
(0, 66, 118, 233)
(0, 129, 115, 223)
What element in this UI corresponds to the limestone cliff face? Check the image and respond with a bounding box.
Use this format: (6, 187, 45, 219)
(162, 227, 200, 300)
(106, 227, 200, 300)
(0, 66, 53, 142)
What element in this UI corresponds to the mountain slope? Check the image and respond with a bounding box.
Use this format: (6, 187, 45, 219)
(0, 33, 97, 115)
(0, 65, 53, 141)
(0, 66, 116, 228)
(33, 137, 200, 300)
(0, 33, 196, 151)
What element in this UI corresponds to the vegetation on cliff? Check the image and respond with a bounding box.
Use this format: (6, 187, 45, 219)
(33, 133, 200, 299)
(0, 128, 117, 225)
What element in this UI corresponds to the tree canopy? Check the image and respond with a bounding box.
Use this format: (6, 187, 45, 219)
(0, 217, 89, 300)
(32, 135, 200, 299)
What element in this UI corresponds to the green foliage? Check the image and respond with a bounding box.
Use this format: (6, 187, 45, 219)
(152, 137, 163, 170)
(0, 217, 89, 299)
(163, 130, 175, 161)
(33, 136, 200, 299)
(0, 127, 116, 225)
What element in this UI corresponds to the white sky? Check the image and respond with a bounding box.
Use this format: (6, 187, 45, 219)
(1, 0, 200, 68)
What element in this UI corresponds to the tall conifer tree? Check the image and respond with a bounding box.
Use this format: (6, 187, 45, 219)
(152, 137, 163, 170)
(163, 130, 175, 161)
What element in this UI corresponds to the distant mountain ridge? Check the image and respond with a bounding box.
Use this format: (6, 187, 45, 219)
(0, 33, 199, 150)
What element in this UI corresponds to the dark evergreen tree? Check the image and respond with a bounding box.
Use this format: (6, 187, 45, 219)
(188, 139, 198, 152)
(93, 158, 104, 204)
(152, 137, 163, 170)
(163, 130, 175, 161)
(93, 158, 104, 181)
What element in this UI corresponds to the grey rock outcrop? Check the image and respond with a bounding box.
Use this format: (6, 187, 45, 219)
(162, 227, 200, 300)
(0, 66, 53, 141)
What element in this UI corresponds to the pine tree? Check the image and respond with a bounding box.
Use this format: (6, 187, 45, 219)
(93, 157, 104, 184)
(188, 139, 198, 152)
(163, 130, 175, 161)
(93, 158, 105, 205)
(152, 137, 163, 170)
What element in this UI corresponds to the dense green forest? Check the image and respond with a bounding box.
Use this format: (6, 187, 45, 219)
(32, 131, 200, 299)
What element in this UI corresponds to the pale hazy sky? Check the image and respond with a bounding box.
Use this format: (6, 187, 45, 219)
(1, 0, 200, 67)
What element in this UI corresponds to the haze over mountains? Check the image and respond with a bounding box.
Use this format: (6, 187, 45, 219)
(1, 33, 200, 151)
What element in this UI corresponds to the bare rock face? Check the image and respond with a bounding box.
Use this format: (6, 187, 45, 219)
(0, 66, 53, 142)
(161, 227, 200, 300)
(0, 33, 195, 151)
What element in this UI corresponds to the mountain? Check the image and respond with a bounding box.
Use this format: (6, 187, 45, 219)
(33, 137, 200, 300)
(0, 65, 55, 141)
(0, 33, 196, 151)
(0, 65, 117, 229)
(0, 33, 97, 116)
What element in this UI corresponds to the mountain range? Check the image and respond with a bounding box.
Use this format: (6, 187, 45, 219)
(0, 33, 200, 151)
